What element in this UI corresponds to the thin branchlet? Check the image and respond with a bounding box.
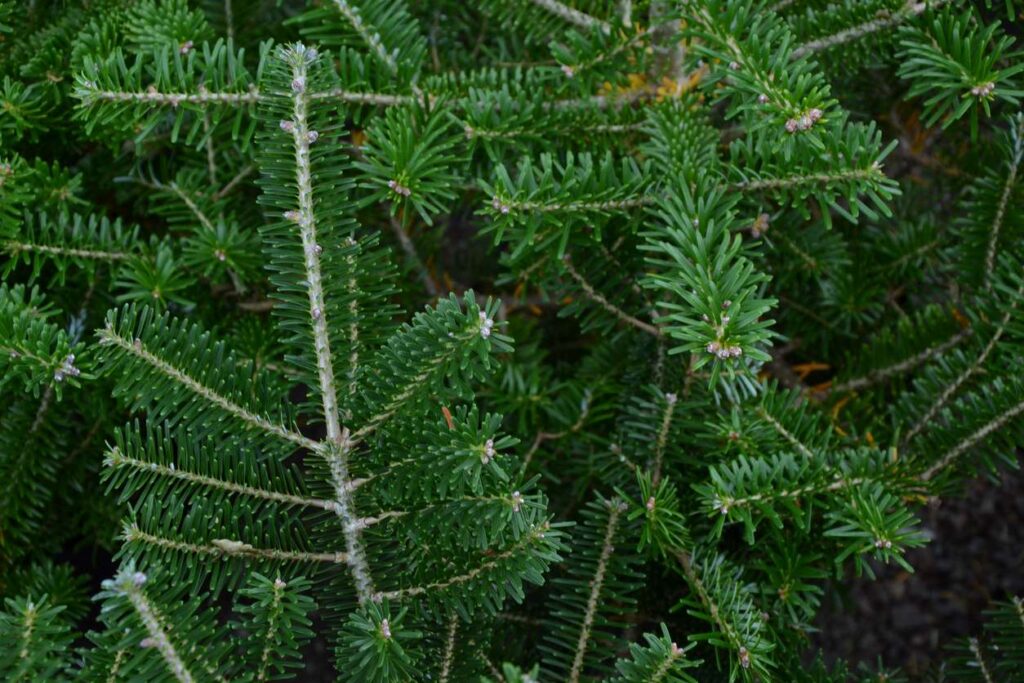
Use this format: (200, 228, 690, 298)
(568, 499, 625, 683)
(755, 405, 814, 459)
(920, 395, 1024, 481)
(371, 522, 550, 601)
(105, 446, 339, 511)
(790, 0, 953, 59)
(254, 580, 284, 683)
(107, 572, 204, 683)
(124, 525, 348, 564)
(528, 0, 611, 34)
(830, 328, 972, 394)
(97, 325, 318, 451)
(983, 116, 1024, 290)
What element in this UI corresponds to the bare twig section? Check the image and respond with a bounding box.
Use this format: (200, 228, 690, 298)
(105, 649, 127, 682)
(507, 196, 654, 213)
(310, 88, 418, 106)
(568, 499, 625, 683)
(323, 443, 377, 603)
(169, 181, 215, 231)
(522, 388, 592, 471)
(203, 113, 218, 183)
(713, 476, 871, 515)
(562, 254, 661, 336)
(16, 600, 39, 661)
(214, 163, 256, 200)
(389, 215, 441, 297)
(224, 0, 234, 41)
(649, 0, 685, 87)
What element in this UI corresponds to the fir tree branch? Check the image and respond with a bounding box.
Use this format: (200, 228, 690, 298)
(371, 522, 550, 601)
(730, 165, 887, 193)
(790, 0, 953, 59)
(309, 88, 417, 106)
(651, 393, 678, 487)
(124, 525, 348, 564)
(81, 85, 262, 106)
(527, 0, 612, 34)
(254, 579, 284, 683)
(505, 196, 653, 214)
(168, 181, 215, 231)
(674, 552, 747, 669)
(328, 0, 400, 74)
(97, 325, 318, 451)
(104, 446, 339, 512)
(713, 476, 872, 514)
(830, 328, 971, 394)
(568, 498, 625, 683)
(350, 321, 486, 443)
(343, 244, 361, 422)
(968, 638, 996, 683)
(983, 116, 1024, 290)
(903, 287, 1024, 445)
(105, 649, 127, 683)
(920, 395, 1024, 481)
(2, 241, 131, 261)
(439, 614, 458, 683)
(755, 405, 814, 459)
(107, 571, 204, 683)
(213, 163, 256, 200)
(684, 3, 793, 112)
(562, 254, 661, 337)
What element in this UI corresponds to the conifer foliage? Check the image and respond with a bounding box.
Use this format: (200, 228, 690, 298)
(1, 0, 1023, 680)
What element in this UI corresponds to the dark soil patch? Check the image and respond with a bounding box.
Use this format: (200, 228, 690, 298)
(812, 468, 1024, 678)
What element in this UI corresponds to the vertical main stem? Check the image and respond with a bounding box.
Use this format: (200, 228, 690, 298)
(285, 46, 374, 604)
(288, 54, 343, 445)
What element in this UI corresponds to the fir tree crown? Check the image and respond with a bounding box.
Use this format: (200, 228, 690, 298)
(1, 0, 1023, 681)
